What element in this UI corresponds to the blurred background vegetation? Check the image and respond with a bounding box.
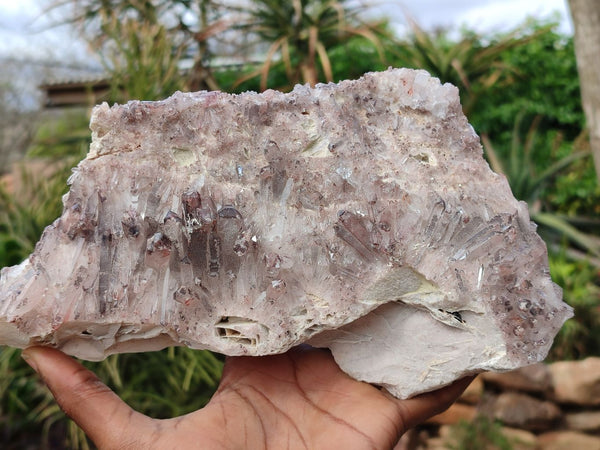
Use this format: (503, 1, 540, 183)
(0, 0, 599, 448)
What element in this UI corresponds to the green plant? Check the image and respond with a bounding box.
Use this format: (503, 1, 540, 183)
(231, 0, 388, 90)
(548, 250, 600, 360)
(549, 150, 600, 218)
(0, 108, 91, 268)
(97, 16, 186, 101)
(0, 163, 71, 267)
(470, 19, 583, 138)
(0, 347, 56, 447)
(482, 115, 600, 260)
(27, 110, 90, 160)
(390, 20, 550, 116)
(58, 0, 229, 92)
(0, 346, 223, 449)
(88, 348, 222, 419)
(328, 33, 390, 81)
(447, 416, 515, 450)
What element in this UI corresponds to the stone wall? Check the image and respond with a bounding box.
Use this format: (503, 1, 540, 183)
(397, 357, 600, 449)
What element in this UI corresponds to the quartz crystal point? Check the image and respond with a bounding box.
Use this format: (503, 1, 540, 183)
(0, 68, 573, 398)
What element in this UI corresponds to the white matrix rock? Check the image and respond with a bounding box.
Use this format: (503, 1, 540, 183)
(0, 68, 573, 398)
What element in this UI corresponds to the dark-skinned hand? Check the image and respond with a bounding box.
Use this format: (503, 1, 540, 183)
(22, 345, 472, 449)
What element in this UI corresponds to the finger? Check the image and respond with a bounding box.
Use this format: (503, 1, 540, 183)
(22, 346, 149, 448)
(394, 375, 475, 431)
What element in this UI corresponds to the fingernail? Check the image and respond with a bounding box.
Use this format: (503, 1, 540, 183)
(22, 349, 39, 373)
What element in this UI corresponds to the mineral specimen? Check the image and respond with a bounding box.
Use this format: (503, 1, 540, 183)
(0, 68, 573, 398)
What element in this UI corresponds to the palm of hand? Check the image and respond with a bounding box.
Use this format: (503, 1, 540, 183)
(23, 346, 471, 449)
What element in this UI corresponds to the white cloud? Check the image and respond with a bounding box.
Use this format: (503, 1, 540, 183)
(370, 0, 570, 35)
(458, 0, 571, 33)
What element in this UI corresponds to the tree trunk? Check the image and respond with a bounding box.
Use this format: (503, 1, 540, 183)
(569, 0, 600, 180)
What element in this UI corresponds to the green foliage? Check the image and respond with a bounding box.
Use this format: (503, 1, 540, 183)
(219, 63, 289, 94)
(482, 115, 600, 259)
(99, 17, 186, 101)
(0, 348, 55, 447)
(219, 32, 390, 94)
(472, 19, 583, 139)
(328, 34, 390, 82)
(87, 348, 222, 419)
(230, 0, 388, 90)
(0, 109, 91, 268)
(389, 21, 550, 116)
(0, 164, 71, 267)
(549, 150, 600, 218)
(548, 251, 600, 360)
(0, 347, 223, 448)
(62, 0, 226, 91)
(27, 110, 90, 160)
(447, 416, 515, 450)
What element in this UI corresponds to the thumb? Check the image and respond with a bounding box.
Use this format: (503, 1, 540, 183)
(393, 375, 475, 431)
(22, 346, 150, 449)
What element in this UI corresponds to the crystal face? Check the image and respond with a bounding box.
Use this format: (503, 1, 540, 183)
(0, 68, 573, 398)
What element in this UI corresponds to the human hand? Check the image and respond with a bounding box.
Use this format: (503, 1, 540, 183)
(22, 345, 472, 449)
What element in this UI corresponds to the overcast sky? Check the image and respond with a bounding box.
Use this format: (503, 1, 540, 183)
(0, 0, 571, 64)
(387, 0, 570, 33)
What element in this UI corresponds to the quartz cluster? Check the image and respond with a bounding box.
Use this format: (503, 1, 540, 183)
(0, 68, 573, 398)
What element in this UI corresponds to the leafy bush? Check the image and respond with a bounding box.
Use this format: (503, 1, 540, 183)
(472, 20, 583, 141)
(548, 251, 600, 360)
(549, 149, 600, 218)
